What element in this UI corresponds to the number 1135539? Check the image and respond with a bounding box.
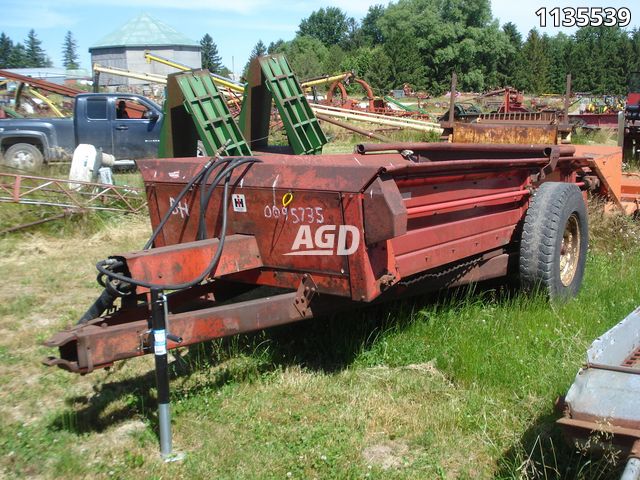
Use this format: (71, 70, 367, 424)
(535, 7, 631, 28)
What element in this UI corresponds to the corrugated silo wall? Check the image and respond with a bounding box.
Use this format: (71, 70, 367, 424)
(91, 46, 201, 87)
(90, 47, 128, 86)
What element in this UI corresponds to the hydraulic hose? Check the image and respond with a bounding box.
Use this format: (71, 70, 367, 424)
(79, 143, 261, 323)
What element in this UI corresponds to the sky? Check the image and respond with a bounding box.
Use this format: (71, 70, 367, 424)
(1, 0, 638, 75)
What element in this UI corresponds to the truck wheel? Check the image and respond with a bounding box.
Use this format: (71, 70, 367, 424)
(519, 182, 588, 301)
(2, 143, 44, 171)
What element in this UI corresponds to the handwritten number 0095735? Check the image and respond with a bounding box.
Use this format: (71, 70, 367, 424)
(263, 205, 325, 224)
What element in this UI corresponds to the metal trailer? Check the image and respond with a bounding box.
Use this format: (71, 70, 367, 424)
(558, 307, 640, 480)
(44, 142, 594, 457)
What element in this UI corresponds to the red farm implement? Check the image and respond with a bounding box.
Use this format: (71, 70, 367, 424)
(43, 141, 596, 457)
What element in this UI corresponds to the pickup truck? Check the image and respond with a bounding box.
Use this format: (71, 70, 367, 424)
(0, 93, 163, 170)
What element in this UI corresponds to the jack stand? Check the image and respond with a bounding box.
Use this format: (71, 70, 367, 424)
(150, 289, 185, 462)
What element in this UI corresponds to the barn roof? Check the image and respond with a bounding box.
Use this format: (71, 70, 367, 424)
(90, 13, 199, 49)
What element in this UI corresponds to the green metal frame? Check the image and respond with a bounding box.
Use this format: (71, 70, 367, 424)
(239, 55, 327, 155)
(159, 70, 251, 158)
(260, 55, 327, 155)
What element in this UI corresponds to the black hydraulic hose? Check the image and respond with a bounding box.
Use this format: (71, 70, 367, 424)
(144, 140, 233, 250)
(196, 157, 242, 240)
(96, 170, 233, 291)
(196, 157, 239, 240)
(143, 160, 212, 250)
(197, 158, 260, 240)
(78, 288, 118, 324)
(80, 145, 260, 324)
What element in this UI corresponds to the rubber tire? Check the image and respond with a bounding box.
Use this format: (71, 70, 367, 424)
(519, 182, 588, 301)
(2, 143, 44, 171)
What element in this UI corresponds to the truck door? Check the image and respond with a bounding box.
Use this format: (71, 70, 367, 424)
(76, 97, 113, 154)
(112, 97, 162, 160)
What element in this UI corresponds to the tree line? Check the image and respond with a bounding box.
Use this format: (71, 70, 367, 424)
(244, 0, 640, 96)
(3, 1, 639, 98)
(0, 29, 79, 70)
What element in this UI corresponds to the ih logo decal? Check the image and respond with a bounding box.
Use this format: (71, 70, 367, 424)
(232, 194, 247, 212)
(285, 225, 360, 256)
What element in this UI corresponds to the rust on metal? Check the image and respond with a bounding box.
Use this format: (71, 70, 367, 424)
(44, 143, 595, 373)
(0, 172, 147, 233)
(120, 235, 262, 289)
(452, 122, 559, 145)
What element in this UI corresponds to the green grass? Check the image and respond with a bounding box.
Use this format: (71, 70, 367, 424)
(571, 128, 618, 146)
(0, 142, 638, 479)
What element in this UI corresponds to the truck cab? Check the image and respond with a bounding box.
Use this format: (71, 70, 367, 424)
(0, 93, 163, 170)
(77, 94, 162, 160)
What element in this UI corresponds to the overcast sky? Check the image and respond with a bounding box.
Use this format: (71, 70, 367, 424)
(2, 0, 638, 74)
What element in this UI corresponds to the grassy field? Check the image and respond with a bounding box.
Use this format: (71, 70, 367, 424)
(1, 136, 639, 479)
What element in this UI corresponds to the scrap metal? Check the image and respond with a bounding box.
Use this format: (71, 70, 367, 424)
(559, 306, 640, 479)
(0, 172, 146, 233)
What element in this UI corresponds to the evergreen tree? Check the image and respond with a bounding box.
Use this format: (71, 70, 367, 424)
(62, 31, 79, 69)
(267, 40, 285, 54)
(496, 22, 521, 86)
(515, 29, 551, 93)
(25, 29, 51, 67)
(502, 22, 522, 47)
(9, 42, 27, 68)
(243, 40, 267, 77)
(630, 28, 640, 78)
(200, 34, 223, 73)
(0, 33, 13, 67)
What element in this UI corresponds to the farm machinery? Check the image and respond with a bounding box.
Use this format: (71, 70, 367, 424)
(39, 54, 640, 458)
(623, 72, 640, 162)
(559, 306, 640, 479)
(43, 140, 602, 457)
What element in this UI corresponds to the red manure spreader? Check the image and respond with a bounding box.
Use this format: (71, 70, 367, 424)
(44, 142, 597, 456)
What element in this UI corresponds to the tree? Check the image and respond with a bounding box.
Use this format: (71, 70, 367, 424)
(546, 33, 572, 93)
(298, 7, 352, 46)
(0, 33, 13, 67)
(8, 42, 27, 68)
(25, 29, 51, 67)
(376, 0, 510, 93)
(267, 40, 285, 54)
(496, 22, 521, 86)
(200, 34, 223, 73)
(62, 31, 79, 69)
(243, 40, 267, 78)
(275, 36, 329, 80)
(515, 29, 551, 93)
(502, 22, 522, 47)
(361, 5, 386, 46)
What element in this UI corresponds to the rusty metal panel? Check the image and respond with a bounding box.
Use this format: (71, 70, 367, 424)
(452, 122, 558, 144)
(44, 291, 354, 373)
(343, 193, 399, 301)
(121, 235, 262, 287)
(362, 176, 407, 245)
(137, 154, 402, 193)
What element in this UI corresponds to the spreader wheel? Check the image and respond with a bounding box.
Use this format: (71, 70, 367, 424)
(519, 182, 588, 301)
